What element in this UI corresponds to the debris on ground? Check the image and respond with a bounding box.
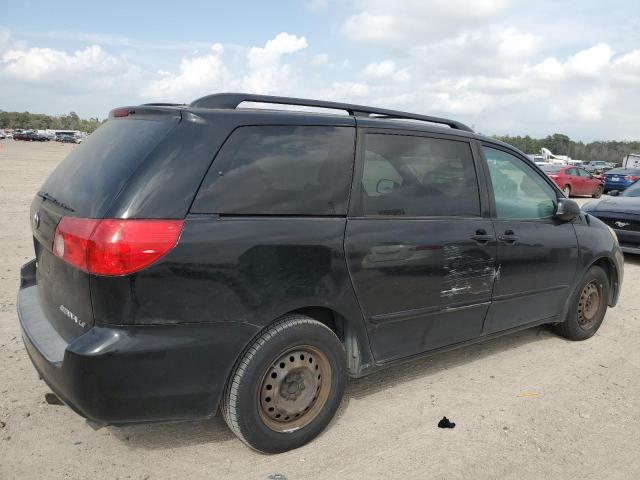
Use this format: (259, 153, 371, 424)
(438, 416, 456, 429)
(516, 391, 540, 398)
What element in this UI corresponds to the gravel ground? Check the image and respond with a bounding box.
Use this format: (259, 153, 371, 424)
(1, 140, 639, 480)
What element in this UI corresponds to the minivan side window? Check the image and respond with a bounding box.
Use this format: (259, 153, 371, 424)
(192, 126, 355, 215)
(483, 146, 557, 219)
(361, 134, 480, 217)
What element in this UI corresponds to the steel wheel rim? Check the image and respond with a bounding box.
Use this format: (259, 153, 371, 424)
(577, 281, 601, 329)
(563, 186, 571, 196)
(258, 345, 332, 432)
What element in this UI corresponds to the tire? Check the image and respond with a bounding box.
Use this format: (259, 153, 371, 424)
(592, 186, 603, 198)
(562, 185, 571, 197)
(222, 314, 346, 453)
(554, 265, 609, 341)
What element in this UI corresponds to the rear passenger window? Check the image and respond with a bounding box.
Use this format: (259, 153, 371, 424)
(360, 134, 480, 217)
(192, 126, 355, 215)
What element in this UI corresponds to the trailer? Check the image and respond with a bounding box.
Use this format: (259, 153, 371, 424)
(623, 154, 640, 169)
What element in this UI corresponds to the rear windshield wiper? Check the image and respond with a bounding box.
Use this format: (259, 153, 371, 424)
(37, 191, 75, 213)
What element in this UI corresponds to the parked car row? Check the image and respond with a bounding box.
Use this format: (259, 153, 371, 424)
(55, 134, 82, 143)
(9, 130, 84, 143)
(584, 161, 615, 174)
(13, 131, 51, 142)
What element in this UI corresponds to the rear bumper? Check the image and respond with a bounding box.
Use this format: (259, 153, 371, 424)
(603, 182, 633, 191)
(18, 260, 257, 425)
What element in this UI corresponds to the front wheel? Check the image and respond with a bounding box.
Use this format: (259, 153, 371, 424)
(554, 265, 609, 341)
(222, 314, 346, 453)
(592, 186, 603, 198)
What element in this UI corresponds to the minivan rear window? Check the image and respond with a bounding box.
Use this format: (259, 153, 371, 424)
(192, 126, 355, 215)
(39, 118, 176, 218)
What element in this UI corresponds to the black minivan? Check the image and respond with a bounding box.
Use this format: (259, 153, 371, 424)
(18, 93, 624, 453)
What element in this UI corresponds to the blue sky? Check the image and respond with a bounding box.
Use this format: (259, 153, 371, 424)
(1, 0, 640, 140)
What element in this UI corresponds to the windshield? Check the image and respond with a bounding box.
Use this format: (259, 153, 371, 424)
(541, 165, 562, 173)
(622, 181, 640, 197)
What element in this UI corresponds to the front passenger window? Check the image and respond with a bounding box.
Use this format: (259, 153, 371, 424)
(483, 147, 557, 219)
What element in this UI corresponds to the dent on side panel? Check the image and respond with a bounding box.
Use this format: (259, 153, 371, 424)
(440, 244, 498, 298)
(345, 218, 497, 362)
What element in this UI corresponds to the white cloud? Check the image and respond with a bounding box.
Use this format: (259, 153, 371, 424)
(0, 43, 141, 100)
(533, 57, 566, 81)
(342, 0, 510, 44)
(363, 60, 411, 83)
(612, 48, 640, 84)
(242, 33, 308, 93)
(143, 44, 231, 100)
(363, 60, 396, 78)
(2, 45, 122, 81)
(566, 43, 613, 77)
(498, 28, 540, 58)
(246, 33, 307, 69)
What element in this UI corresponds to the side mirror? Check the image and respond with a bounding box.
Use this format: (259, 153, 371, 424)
(555, 197, 581, 222)
(609, 190, 620, 196)
(376, 179, 395, 194)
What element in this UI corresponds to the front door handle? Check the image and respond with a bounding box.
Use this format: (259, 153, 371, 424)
(498, 229, 519, 243)
(471, 229, 494, 244)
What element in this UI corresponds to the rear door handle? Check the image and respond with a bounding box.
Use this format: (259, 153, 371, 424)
(498, 229, 519, 243)
(471, 229, 494, 244)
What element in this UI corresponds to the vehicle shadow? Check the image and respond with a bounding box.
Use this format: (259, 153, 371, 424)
(112, 325, 552, 451)
(343, 326, 550, 402)
(623, 253, 640, 266)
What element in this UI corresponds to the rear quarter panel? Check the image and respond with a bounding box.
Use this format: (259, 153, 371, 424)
(89, 215, 372, 363)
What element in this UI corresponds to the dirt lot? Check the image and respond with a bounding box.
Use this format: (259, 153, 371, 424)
(1, 140, 639, 480)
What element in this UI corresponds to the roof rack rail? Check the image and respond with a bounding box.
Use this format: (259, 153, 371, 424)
(189, 93, 473, 132)
(142, 102, 187, 107)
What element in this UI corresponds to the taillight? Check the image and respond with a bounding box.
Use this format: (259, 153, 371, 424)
(53, 218, 183, 276)
(625, 175, 639, 182)
(549, 174, 559, 179)
(111, 108, 131, 118)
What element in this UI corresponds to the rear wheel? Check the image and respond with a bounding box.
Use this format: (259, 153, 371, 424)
(554, 265, 609, 341)
(592, 186, 603, 198)
(563, 185, 571, 197)
(222, 314, 346, 453)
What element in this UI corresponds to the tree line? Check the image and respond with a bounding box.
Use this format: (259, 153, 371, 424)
(0, 110, 104, 133)
(494, 133, 640, 164)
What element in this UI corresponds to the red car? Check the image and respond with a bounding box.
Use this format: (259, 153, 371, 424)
(541, 165, 604, 198)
